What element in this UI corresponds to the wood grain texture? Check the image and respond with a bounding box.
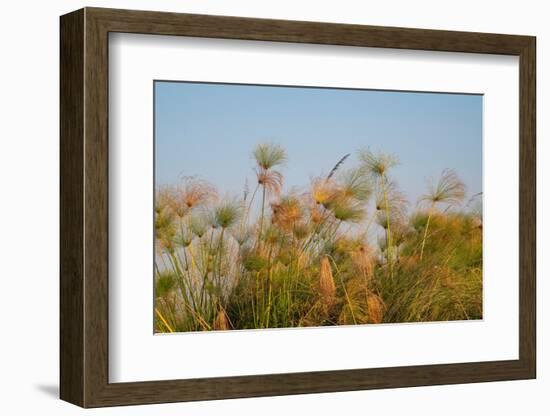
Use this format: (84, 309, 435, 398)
(518, 38, 536, 375)
(83, 10, 110, 406)
(59, 8, 84, 406)
(59, 7, 537, 408)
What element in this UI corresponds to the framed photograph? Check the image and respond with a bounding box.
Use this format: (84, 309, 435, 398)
(60, 7, 536, 407)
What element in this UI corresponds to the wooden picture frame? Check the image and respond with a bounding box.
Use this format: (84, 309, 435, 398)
(60, 7, 536, 408)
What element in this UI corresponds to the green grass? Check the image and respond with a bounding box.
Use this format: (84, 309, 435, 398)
(153, 143, 482, 332)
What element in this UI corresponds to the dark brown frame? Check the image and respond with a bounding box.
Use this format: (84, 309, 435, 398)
(60, 7, 536, 408)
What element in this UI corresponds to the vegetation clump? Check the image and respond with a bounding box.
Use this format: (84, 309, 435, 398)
(154, 143, 482, 332)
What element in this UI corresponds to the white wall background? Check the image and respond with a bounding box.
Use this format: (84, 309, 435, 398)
(0, 0, 545, 414)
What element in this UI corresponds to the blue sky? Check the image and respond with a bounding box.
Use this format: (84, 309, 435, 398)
(155, 81, 482, 206)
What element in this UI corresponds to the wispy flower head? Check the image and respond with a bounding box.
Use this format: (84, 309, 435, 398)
(255, 168, 283, 197)
(358, 149, 399, 178)
(466, 192, 483, 229)
(189, 213, 209, 238)
(155, 207, 175, 234)
(155, 186, 176, 214)
(174, 226, 194, 248)
(251, 142, 287, 199)
(253, 143, 287, 170)
(311, 177, 337, 206)
(177, 178, 217, 210)
(375, 181, 408, 217)
(214, 201, 241, 229)
(271, 196, 303, 231)
(164, 178, 216, 218)
(331, 199, 365, 223)
(339, 167, 373, 202)
(233, 228, 251, 246)
(420, 169, 466, 207)
(309, 204, 325, 224)
(157, 237, 175, 254)
(157, 226, 176, 253)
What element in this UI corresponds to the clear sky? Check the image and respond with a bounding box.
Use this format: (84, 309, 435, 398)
(154, 81, 482, 207)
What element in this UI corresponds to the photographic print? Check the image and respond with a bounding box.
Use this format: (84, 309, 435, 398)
(154, 81, 483, 333)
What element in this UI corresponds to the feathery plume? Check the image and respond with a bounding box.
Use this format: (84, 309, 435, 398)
(367, 294, 385, 324)
(420, 169, 466, 207)
(213, 309, 230, 330)
(327, 153, 350, 180)
(320, 256, 336, 303)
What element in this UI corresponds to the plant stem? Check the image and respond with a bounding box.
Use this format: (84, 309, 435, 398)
(420, 203, 435, 261)
(217, 228, 225, 283)
(155, 308, 174, 333)
(244, 183, 260, 227)
(182, 248, 200, 314)
(265, 242, 274, 327)
(327, 255, 357, 325)
(381, 176, 393, 278)
(257, 185, 266, 247)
